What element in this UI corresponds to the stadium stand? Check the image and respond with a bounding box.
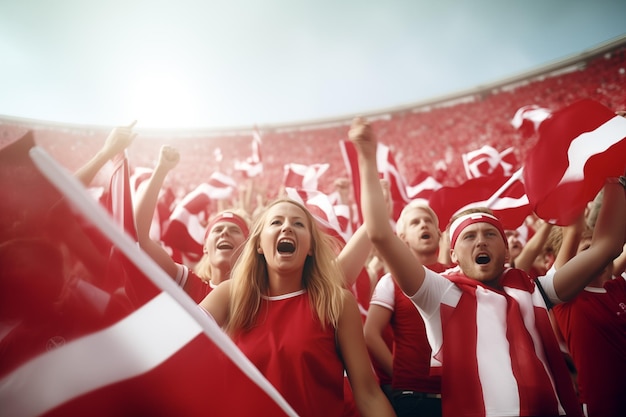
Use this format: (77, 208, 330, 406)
(1, 35, 624, 211)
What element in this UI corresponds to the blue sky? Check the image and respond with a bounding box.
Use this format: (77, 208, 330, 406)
(0, 0, 624, 129)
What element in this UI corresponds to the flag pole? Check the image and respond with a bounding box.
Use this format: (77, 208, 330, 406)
(486, 167, 524, 208)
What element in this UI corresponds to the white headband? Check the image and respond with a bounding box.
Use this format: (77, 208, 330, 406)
(449, 212, 507, 249)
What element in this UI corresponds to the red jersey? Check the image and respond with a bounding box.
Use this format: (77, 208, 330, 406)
(552, 274, 626, 417)
(369, 263, 448, 393)
(234, 290, 345, 417)
(411, 267, 582, 417)
(176, 264, 215, 303)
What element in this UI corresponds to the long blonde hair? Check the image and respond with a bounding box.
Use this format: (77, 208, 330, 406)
(225, 199, 345, 334)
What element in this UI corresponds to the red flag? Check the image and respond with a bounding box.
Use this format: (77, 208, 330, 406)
(462, 145, 519, 179)
(332, 203, 354, 241)
(377, 142, 410, 221)
(511, 104, 552, 137)
(235, 127, 263, 178)
(129, 166, 175, 243)
(428, 170, 531, 231)
(152, 185, 176, 242)
(129, 166, 153, 196)
(206, 171, 237, 200)
(524, 99, 626, 225)
(103, 152, 137, 240)
(339, 140, 409, 224)
(283, 163, 330, 190)
(160, 184, 213, 262)
(285, 187, 351, 246)
(0, 136, 297, 417)
(406, 171, 442, 200)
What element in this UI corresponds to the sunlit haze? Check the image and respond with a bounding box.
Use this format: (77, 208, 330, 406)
(0, 0, 624, 129)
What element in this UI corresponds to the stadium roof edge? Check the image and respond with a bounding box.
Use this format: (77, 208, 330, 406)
(1, 33, 625, 137)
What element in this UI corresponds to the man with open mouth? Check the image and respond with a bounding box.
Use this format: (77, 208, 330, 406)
(350, 116, 625, 417)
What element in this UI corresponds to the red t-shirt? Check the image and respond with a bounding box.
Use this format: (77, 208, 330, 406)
(552, 274, 626, 417)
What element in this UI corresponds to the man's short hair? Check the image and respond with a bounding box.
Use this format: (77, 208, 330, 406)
(395, 199, 440, 235)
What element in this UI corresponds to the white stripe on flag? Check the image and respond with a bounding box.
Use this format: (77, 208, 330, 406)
(25, 147, 299, 417)
(169, 205, 206, 244)
(558, 115, 626, 185)
(0, 293, 202, 417)
(453, 195, 529, 219)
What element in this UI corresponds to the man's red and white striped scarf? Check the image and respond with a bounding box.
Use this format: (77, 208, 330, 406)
(437, 269, 582, 417)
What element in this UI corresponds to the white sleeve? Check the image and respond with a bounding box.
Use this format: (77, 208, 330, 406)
(409, 266, 456, 319)
(408, 267, 456, 366)
(174, 263, 189, 288)
(536, 268, 563, 306)
(369, 273, 395, 311)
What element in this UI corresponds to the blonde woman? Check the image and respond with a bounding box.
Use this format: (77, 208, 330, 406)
(200, 199, 394, 417)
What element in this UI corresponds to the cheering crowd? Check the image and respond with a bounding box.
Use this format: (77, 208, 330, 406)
(42, 100, 624, 417)
(1, 45, 626, 416)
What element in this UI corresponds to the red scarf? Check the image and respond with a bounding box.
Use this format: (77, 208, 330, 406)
(438, 269, 582, 417)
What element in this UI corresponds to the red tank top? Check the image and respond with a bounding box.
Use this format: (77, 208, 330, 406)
(234, 290, 345, 417)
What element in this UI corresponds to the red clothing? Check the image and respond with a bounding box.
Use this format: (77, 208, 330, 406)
(552, 274, 626, 417)
(412, 267, 581, 417)
(177, 264, 214, 303)
(369, 262, 448, 394)
(234, 290, 345, 417)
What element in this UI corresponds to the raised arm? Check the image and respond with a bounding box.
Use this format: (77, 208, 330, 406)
(552, 213, 586, 271)
(133, 145, 181, 279)
(74, 121, 137, 186)
(349, 117, 425, 296)
(513, 220, 554, 273)
(336, 224, 372, 287)
(552, 179, 626, 301)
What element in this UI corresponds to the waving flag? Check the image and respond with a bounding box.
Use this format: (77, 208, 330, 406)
(283, 162, 330, 190)
(462, 145, 519, 179)
(340, 140, 409, 224)
(511, 104, 552, 137)
(207, 171, 237, 200)
(103, 152, 137, 240)
(429, 170, 531, 231)
(285, 187, 351, 246)
(524, 99, 626, 225)
(0, 135, 296, 417)
(160, 183, 213, 263)
(129, 166, 153, 197)
(129, 166, 175, 243)
(406, 171, 442, 200)
(235, 127, 263, 178)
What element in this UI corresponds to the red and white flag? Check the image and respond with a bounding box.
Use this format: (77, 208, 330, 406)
(283, 163, 329, 190)
(285, 187, 351, 246)
(428, 170, 531, 231)
(103, 151, 137, 240)
(406, 171, 442, 200)
(160, 174, 235, 259)
(511, 104, 552, 137)
(129, 166, 153, 197)
(0, 136, 297, 417)
(339, 140, 409, 224)
(235, 127, 263, 178)
(129, 166, 176, 243)
(462, 145, 519, 179)
(206, 171, 237, 200)
(523, 99, 626, 225)
(160, 184, 213, 263)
